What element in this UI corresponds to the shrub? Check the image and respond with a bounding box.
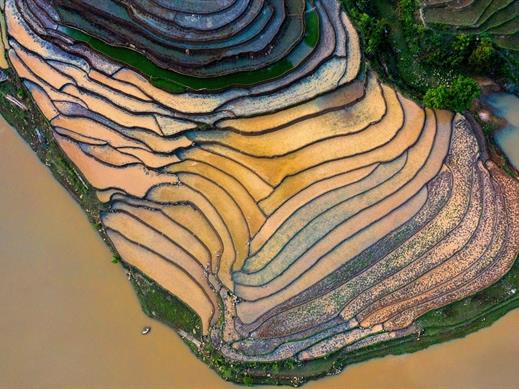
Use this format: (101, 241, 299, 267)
(469, 36, 497, 73)
(16, 88, 26, 99)
(424, 75, 480, 112)
(357, 12, 388, 56)
(221, 367, 232, 380)
(450, 33, 472, 67)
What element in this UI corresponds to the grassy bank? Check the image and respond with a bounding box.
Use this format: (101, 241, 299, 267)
(134, 249, 519, 387)
(0, 68, 95, 215)
(0, 67, 202, 335)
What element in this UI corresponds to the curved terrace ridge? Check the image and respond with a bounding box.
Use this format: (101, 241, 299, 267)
(3, 0, 519, 383)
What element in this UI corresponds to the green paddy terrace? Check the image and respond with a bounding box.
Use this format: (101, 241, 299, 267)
(57, 1, 320, 93)
(423, 0, 519, 52)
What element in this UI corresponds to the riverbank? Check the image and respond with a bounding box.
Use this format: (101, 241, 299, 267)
(0, 65, 204, 335)
(0, 115, 238, 389)
(1, 58, 518, 386)
(3, 108, 519, 388)
(473, 82, 519, 178)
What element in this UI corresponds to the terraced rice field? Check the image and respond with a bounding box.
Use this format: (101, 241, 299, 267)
(4, 0, 519, 371)
(422, 0, 519, 50)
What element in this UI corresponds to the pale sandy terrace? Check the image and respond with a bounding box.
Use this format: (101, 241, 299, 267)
(2, 115, 519, 388)
(3, 0, 519, 375)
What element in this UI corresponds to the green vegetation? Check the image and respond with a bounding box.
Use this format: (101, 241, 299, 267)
(341, 0, 519, 103)
(424, 75, 481, 112)
(355, 12, 388, 55)
(62, 27, 283, 93)
(304, 0, 321, 46)
(2, 2, 519, 386)
(423, 0, 519, 53)
(469, 36, 499, 72)
(481, 121, 499, 136)
(129, 269, 202, 335)
(60, 2, 320, 94)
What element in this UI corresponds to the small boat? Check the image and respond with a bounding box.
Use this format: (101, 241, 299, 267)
(141, 326, 151, 335)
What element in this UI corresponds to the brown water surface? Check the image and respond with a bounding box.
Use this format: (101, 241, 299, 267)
(1, 116, 519, 388)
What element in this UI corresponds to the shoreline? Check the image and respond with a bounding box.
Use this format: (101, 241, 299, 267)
(1, 59, 519, 386)
(473, 82, 519, 179)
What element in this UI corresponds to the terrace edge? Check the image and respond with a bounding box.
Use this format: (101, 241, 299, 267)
(1, 60, 518, 386)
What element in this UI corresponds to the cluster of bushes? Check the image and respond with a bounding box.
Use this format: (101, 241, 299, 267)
(423, 75, 480, 112)
(342, 0, 517, 111)
(421, 32, 498, 75)
(400, 0, 503, 86)
(354, 11, 388, 55)
(344, 0, 388, 56)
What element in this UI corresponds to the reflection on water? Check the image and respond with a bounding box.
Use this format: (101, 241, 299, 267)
(1, 116, 519, 388)
(485, 93, 519, 170)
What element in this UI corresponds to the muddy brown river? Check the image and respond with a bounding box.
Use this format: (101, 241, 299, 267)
(1, 115, 519, 388)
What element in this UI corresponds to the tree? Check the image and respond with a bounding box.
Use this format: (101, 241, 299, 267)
(354, 0, 374, 13)
(423, 84, 450, 109)
(469, 36, 497, 73)
(450, 33, 472, 67)
(423, 75, 480, 112)
(357, 13, 388, 56)
(449, 75, 481, 111)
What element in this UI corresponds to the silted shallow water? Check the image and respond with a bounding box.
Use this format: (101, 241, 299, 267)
(1, 115, 519, 388)
(485, 93, 519, 170)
